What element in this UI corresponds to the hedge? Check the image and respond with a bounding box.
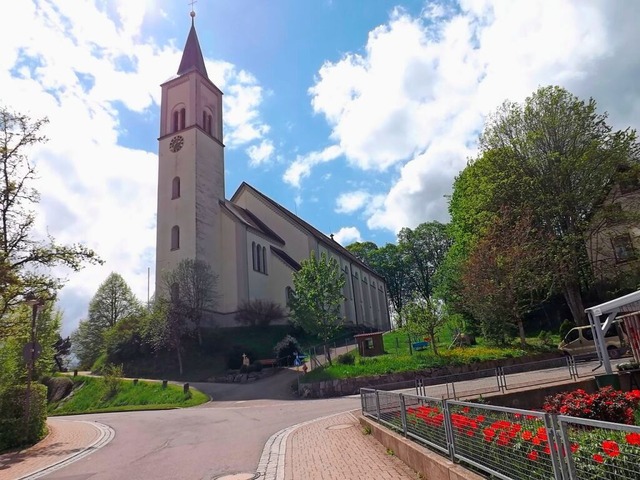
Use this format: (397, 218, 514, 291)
(0, 384, 48, 452)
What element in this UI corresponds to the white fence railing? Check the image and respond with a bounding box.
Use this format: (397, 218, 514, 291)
(361, 388, 640, 480)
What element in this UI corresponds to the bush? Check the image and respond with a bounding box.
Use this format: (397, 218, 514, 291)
(91, 352, 107, 374)
(274, 335, 301, 366)
(234, 299, 286, 327)
(0, 384, 48, 452)
(559, 319, 575, 340)
(336, 352, 355, 365)
(102, 364, 124, 399)
(543, 387, 640, 424)
(43, 376, 74, 403)
(537, 330, 553, 347)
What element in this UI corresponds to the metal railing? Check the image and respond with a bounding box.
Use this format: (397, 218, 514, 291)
(361, 388, 640, 480)
(413, 355, 614, 400)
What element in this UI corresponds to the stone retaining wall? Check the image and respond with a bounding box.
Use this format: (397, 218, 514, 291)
(298, 351, 563, 398)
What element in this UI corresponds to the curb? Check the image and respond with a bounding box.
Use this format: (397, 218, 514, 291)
(18, 421, 115, 480)
(255, 410, 356, 480)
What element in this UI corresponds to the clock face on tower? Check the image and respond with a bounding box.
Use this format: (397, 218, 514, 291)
(169, 135, 184, 152)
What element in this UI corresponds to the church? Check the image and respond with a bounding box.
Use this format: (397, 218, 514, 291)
(155, 14, 391, 331)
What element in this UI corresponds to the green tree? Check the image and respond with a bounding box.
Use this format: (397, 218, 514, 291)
(0, 105, 101, 338)
(288, 252, 345, 366)
(345, 241, 379, 266)
(71, 273, 140, 368)
(398, 222, 452, 306)
(404, 301, 446, 355)
(371, 243, 411, 328)
(476, 86, 639, 324)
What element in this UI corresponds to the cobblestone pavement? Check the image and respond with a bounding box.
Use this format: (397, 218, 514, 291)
(283, 411, 418, 480)
(0, 419, 104, 480)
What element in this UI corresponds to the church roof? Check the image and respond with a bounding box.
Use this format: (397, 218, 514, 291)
(230, 182, 384, 279)
(271, 246, 301, 271)
(219, 200, 285, 245)
(177, 20, 208, 78)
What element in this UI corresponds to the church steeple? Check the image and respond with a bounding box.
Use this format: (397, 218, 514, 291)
(177, 12, 208, 78)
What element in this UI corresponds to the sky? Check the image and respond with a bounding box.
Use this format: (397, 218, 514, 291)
(2, 0, 640, 336)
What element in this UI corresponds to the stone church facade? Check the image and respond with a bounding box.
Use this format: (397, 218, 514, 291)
(155, 17, 391, 331)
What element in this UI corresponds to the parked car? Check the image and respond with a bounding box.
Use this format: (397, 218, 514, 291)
(558, 321, 627, 359)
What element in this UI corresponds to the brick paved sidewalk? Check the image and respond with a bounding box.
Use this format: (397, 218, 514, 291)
(284, 411, 418, 480)
(0, 418, 100, 480)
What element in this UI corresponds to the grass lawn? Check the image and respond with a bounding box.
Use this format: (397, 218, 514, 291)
(303, 330, 560, 382)
(48, 376, 209, 415)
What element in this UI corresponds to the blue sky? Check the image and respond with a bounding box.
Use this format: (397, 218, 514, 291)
(2, 0, 640, 335)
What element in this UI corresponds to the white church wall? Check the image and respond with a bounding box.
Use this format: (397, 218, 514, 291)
(217, 211, 239, 312)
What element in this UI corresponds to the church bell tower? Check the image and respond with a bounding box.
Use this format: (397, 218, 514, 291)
(155, 11, 225, 294)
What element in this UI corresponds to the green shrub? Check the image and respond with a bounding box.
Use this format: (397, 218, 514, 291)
(336, 352, 355, 365)
(559, 319, 575, 340)
(537, 330, 553, 346)
(102, 364, 124, 399)
(0, 384, 47, 452)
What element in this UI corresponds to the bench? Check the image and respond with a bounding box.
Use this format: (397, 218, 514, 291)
(412, 341, 430, 351)
(257, 358, 277, 368)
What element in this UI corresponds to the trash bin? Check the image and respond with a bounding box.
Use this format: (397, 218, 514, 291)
(595, 373, 621, 390)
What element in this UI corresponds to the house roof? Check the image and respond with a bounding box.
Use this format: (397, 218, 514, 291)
(177, 20, 208, 78)
(230, 182, 384, 279)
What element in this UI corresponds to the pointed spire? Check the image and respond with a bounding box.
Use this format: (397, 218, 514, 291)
(177, 11, 208, 78)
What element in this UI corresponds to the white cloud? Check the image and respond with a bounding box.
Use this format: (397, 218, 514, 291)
(335, 190, 386, 216)
(332, 227, 362, 246)
(335, 191, 370, 214)
(0, 0, 271, 334)
(283, 144, 342, 187)
(305, 1, 637, 232)
(246, 139, 275, 167)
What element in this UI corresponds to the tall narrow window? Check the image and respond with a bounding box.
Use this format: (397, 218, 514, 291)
(179, 108, 186, 130)
(171, 225, 180, 250)
(207, 114, 213, 135)
(173, 111, 179, 132)
(252, 241, 256, 270)
(202, 111, 206, 130)
(171, 177, 180, 199)
(256, 244, 261, 271)
(262, 246, 267, 274)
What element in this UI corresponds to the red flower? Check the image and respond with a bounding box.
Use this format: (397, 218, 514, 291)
(593, 454, 604, 463)
(626, 432, 640, 445)
(475, 415, 485, 423)
(532, 436, 542, 446)
(497, 431, 510, 447)
(521, 431, 533, 441)
(527, 450, 538, 461)
(537, 427, 548, 441)
(483, 428, 496, 442)
(571, 443, 579, 453)
(462, 406, 470, 413)
(543, 445, 551, 455)
(602, 440, 620, 457)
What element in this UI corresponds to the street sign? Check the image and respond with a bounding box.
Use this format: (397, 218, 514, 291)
(22, 342, 42, 364)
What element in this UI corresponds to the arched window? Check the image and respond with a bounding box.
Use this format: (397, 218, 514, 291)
(173, 111, 179, 133)
(252, 241, 256, 270)
(202, 111, 206, 130)
(207, 114, 213, 135)
(262, 246, 267, 274)
(179, 108, 186, 130)
(256, 243, 261, 271)
(171, 225, 180, 250)
(171, 177, 180, 199)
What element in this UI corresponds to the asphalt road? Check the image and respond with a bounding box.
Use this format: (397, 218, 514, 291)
(42, 369, 360, 480)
